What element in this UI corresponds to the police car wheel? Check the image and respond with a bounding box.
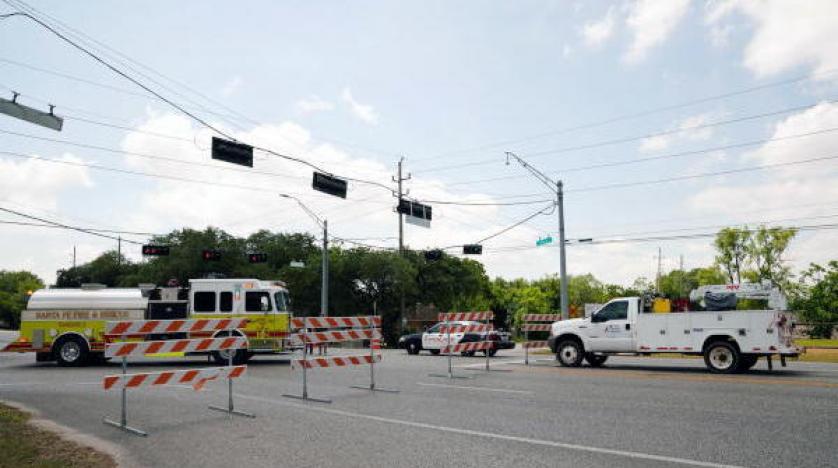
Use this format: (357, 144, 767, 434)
(482, 349, 498, 357)
(461, 351, 476, 357)
(406, 341, 420, 355)
(55, 336, 89, 367)
(429, 349, 441, 355)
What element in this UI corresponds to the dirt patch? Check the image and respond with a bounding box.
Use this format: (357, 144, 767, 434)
(0, 402, 117, 468)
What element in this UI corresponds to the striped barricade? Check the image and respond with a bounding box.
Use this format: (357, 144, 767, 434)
(292, 353, 381, 369)
(103, 365, 246, 392)
(284, 315, 395, 403)
(105, 318, 249, 336)
(442, 341, 493, 354)
(102, 318, 253, 437)
(430, 311, 499, 379)
(289, 328, 381, 345)
(521, 314, 561, 365)
(291, 316, 381, 329)
(105, 337, 247, 358)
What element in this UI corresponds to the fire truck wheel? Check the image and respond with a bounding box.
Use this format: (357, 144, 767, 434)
(212, 348, 249, 365)
(54, 336, 89, 367)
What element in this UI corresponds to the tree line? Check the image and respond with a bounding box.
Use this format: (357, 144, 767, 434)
(0, 225, 834, 339)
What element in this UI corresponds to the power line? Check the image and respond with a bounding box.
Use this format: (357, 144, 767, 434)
(436, 203, 555, 251)
(487, 223, 838, 253)
(0, 205, 144, 244)
(411, 68, 838, 164)
(0, 127, 308, 182)
(0, 150, 393, 206)
(413, 97, 838, 174)
(0, 219, 158, 238)
(434, 153, 838, 201)
(0, 6, 395, 193)
(442, 125, 838, 188)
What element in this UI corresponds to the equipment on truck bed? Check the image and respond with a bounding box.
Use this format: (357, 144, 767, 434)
(688, 281, 787, 311)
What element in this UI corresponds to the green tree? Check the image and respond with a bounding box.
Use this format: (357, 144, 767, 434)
(746, 226, 797, 287)
(790, 261, 838, 338)
(0, 271, 44, 329)
(714, 227, 751, 283)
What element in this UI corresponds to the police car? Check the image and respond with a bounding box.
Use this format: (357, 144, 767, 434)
(398, 321, 514, 356)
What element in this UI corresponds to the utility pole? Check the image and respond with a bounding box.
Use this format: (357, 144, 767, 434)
(393, 158, 411, 331)
(72, 245, 76, 269)
(506, 152, 569, 320)
(279, 194, 329, 317)
(656, 247, 663, 293)
(117, 236, 122, 268)
(321, 220, 328, 317)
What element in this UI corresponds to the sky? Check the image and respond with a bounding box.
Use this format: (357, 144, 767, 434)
(0, 0, 837, 286)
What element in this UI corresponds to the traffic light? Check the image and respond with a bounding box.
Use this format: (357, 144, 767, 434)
(248, 253, 268, 263)
(312, 171, 348, 198)
(202, 249, 222, 261)
(142, 245, 170, 256)
(463, 244, 483, 255)
(424, 249, 443, 261)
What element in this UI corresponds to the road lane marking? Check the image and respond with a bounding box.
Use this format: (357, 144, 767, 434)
(237, 393, 744, 468)
(416, 382, 533, 395)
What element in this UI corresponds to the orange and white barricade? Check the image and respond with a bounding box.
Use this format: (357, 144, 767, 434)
(430, 311, 496, 379)
(284, 315, 396, 403)
(102, 318, 253, 436)
(521, 314, 561, 365)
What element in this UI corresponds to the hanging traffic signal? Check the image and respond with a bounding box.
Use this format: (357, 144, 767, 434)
(424, 249, 443, 261)
(142, 245, 169, 256)
(463, 244, 483, 255)
(202, 249, 222, 261)
(248, 253, 268, 263)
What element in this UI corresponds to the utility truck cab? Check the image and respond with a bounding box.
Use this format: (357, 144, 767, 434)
(3, 278, 293, 366)
(548, 284, 799, 373)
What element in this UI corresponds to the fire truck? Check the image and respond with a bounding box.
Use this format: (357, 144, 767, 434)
(2, 278, 293, 366)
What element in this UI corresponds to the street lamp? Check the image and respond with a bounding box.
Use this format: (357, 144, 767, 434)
(279, 194, 329, 317)
(505, 152, 569, 320)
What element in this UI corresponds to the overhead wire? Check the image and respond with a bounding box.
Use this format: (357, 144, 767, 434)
(0, 205, 144, 244)
(412, 97, 838, 175)
(0, 5, 395, 193)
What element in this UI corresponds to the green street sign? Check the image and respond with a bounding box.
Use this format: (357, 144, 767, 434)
(536, 236, 553, 247)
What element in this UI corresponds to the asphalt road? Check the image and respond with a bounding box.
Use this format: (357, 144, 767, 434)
(1, 330, 836, 468)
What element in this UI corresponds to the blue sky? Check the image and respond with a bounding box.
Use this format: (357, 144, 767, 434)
(1, 0, 837, 285)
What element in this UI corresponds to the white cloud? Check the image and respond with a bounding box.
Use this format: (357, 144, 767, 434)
(687, 102, 838, 271)
(624, 0, 690, 63)
(221, 76, 244, 97)
(341, 87, 379, 125)
(706, 0, 838, 79)
(0, 153, 92, 210)
(639, 112, 717, 153)
(296, 95, 335, 113)
(581, 7, 617, 48)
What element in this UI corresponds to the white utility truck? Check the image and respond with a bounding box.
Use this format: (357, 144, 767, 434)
(547, 283, 799, 373)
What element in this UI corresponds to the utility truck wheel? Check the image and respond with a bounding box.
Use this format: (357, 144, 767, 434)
(737, 354, 758, 372)
(584, 353, 608, 367)
(556, 340, 583, 367)
(54, 336, 89, 367)
(406, 342, 420, 355)
(703, 341, 740, 374)
(430, 349, 441, 355)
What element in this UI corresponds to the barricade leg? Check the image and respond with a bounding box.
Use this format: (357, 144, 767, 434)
(103, 356, 147, 436)
(283, 339, 331, 403)
(209, 340, 254, 418)
(524, 329, 529, 365)
(429, 322, 470, 379)
(351, 339, 398, 393)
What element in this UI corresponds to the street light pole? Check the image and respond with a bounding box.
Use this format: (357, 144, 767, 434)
(506, 152, 570, 320)
(279, 194, 329, 317)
